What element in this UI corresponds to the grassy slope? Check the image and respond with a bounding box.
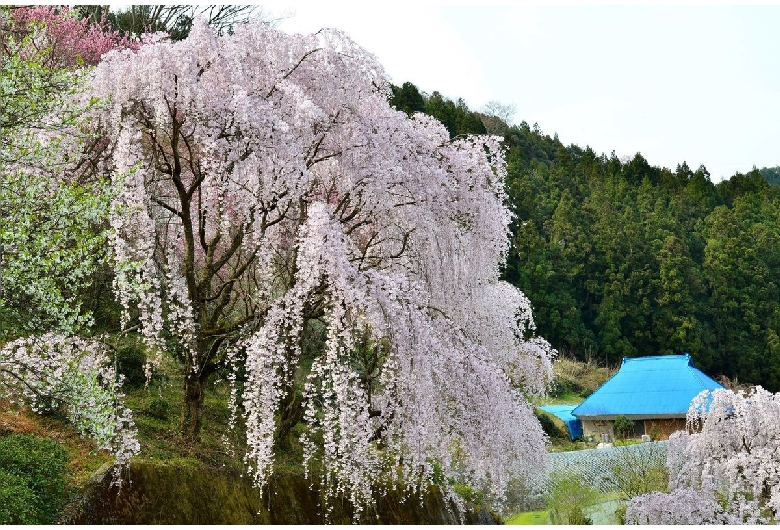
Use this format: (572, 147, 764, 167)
(0, 350, 249, 497)
(0, 399, 110, 487)
(506, 510, 550, 525)
(549, 357, 616, 402)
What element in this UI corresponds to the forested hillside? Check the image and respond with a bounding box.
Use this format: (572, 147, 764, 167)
(392, 82, 780, 391)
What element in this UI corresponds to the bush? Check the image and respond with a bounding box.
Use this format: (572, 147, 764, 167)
(545, 471, 597, 524)
(613, 415, 635, 440)
(115, 341, 147, 387)
(534, 410, 566, 439)
(615, 503, 627, 524)
(0, 469, 38, 524)
(607, 442, 668, 500)
(0, 434, 70, 524)
(549, 376, 586, 397)
(145, 397, 171, 420)
(648, 423, 662, 441)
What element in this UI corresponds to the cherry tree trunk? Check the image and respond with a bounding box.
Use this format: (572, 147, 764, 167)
(182, 372, 207, 438)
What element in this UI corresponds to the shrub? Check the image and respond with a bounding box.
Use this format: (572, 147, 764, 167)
(0, 469, 38, 524)
(145, 397, 171, 420)
(0, 434, 70, 524)
(550, 377, 586, 398)
(607, 442, 668, 500)
(534, 410, 566, 439)
(613, 415, 635, 440)
(615, 503, 627, 524)
(115, 341, 147, 387)
(545, 471, 598, 525)
(648, 423, 662, 441)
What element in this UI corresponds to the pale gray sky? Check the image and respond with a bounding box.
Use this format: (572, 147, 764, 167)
(266, 2, 780, 182)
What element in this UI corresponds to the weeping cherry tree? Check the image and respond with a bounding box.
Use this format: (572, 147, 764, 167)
(85, 19, 554, 509)
(627, 387, 780, 524)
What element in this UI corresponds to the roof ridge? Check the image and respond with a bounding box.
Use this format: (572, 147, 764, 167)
(625, 354, 689, 361)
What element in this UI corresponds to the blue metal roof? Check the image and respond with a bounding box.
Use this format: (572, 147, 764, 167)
(571, 354, 724, 420)
(538, 404, 583, 440)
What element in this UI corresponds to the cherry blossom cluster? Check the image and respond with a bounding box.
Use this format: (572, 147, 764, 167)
(3, 6, 137, 68)
(85, 18, 555, 511)
(627, 387, 780, 524)
(0, 334, 140, 474)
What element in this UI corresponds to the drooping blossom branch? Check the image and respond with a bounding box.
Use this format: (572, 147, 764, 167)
(0, 334, 140, 476)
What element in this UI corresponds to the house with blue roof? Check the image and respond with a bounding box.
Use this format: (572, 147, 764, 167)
(571, 354, 724, 441)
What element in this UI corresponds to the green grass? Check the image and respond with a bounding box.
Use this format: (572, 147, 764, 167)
(121, 354, 247, 471)
(505, 510, 550, 525)
(534, 392, 582, 406)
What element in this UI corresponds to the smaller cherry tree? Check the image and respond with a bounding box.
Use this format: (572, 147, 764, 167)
(626, 387, 780, 524)
(0, 334, 140, 477)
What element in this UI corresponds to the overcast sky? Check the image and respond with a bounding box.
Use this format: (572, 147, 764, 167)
(264, 2, 780, 182)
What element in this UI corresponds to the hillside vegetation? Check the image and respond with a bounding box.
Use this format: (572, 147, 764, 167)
(5, 7, 780, 521)
(550, 357, 616, 401)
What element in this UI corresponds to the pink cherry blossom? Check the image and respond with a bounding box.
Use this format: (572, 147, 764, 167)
(4, 6, 138, 68)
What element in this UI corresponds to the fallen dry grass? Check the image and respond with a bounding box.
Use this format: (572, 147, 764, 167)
(552, 357, 617, 397)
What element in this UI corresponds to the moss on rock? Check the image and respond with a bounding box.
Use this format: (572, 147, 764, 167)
(61, 460, 498, 524)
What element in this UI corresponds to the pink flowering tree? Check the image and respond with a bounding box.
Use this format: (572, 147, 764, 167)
(84, 19, 554, 509)
(3, 5, 136, 68)
(626, 387, 780, 524)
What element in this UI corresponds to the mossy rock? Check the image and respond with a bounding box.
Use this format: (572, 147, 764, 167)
(61, 460, 498, 524)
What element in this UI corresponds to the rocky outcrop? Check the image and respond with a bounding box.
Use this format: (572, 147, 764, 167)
(61, 461, 499, 524)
